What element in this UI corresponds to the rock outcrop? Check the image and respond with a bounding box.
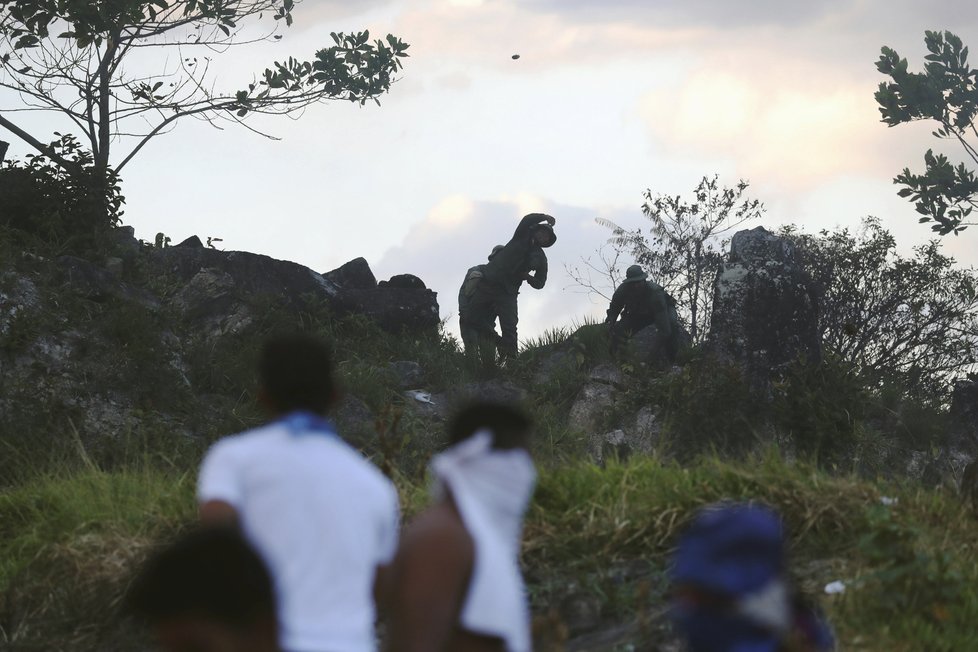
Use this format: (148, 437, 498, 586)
(0, 230, 441, 455)
(950, 377, 978, 452)
(708, 226, 820, 389)
(323, 257, 377, 290)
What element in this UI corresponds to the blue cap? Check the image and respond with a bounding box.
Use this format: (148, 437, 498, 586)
(671, 503, 784, 597)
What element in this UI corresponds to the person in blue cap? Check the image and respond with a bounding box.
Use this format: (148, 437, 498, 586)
(670, 503, 835, 652)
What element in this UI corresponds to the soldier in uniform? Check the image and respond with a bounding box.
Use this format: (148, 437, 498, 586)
(605, 264, 679, 360)
(466, 213, 556, 361)
(458, 245, 504, 364)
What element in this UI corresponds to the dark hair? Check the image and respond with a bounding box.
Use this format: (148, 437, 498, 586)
(448, 402, 532, 450)
(259, 333, 335, 414)
(127, 527, 276, 629)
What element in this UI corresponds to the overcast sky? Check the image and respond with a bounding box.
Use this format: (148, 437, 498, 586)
(3, 0, 978, 341)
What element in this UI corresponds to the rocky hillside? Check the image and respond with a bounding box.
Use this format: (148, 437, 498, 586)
(3, 222, 978, 650)
(2, 224, 975, 480)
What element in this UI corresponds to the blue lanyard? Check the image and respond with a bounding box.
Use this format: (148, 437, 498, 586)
(275, 411, 337, 438)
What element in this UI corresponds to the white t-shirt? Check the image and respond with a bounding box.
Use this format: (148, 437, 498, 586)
(198, 416, 399, 652)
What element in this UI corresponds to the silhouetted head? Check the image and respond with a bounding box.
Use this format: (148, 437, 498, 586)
(258, 333, 337, 416)
(533, 225, 557, 248)
(128, 527, 279, 652)
(488, 244, 505, 260)
(623, 265, 647, 283)
(448, 401, 533, 451)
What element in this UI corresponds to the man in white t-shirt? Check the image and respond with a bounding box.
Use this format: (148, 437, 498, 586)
(198, 333, 400, 652)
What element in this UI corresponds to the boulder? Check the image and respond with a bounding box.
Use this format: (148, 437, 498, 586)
(586, 407, 661, 465)
(55, 256, 159, 309)
(171, 267, 253, 337)
(588, 364, 624, 388)
(568, 382, 617, 435)
(174, 235, 204, 248)
(147, 246, 439, 336)
(146, 246, 340, 316)
(324, 257, 377, 290)
(629, 325, 675, 368)
(108, 226, 140, 255)
(533, 349, 578, 385)
(334, 285, 440, 334)
(380, 273, 427, 290)
(708, 226, 820, 389)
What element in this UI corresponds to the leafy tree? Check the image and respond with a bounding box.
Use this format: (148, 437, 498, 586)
(876, 30, 978, 235)
(786, 217, 978, 403)
(589, 175, 763, 343)
(0, 133, 124, 247)
(0, 0, 408, 184)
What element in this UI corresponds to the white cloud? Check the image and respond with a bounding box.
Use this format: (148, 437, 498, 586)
(636, 50, 932, 190)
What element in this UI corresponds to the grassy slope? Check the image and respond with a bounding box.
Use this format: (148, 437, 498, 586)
(2, 451, 977, 650)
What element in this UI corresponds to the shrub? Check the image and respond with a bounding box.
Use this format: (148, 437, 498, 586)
(0, 135, 124, 252)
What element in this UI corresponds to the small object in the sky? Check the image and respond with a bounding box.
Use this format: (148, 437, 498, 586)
(824, 581, 846, 595)
(511, 54, 520, 60)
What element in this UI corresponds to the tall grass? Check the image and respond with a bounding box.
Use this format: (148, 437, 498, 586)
(4, 447, 978, 650)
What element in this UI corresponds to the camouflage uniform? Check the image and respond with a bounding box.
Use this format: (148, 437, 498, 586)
(458, 262, 498, 364)
(606, 267, 678, 360)
(467, 214, 553, 359)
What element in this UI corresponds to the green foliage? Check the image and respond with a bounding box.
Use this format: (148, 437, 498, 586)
(785, 217, 978, 403)
(595, 175, 763, 342)
(0, 134, 124, 251)
(855, 504, 965, 618)
(0, 0, 408, 178)
(876, 30, 978, 234)
(650, 353, 760, 458)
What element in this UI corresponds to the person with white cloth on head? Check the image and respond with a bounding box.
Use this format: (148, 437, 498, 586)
(386, 403, 536, 652)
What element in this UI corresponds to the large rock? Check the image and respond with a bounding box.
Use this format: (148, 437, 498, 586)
(324, 257, 377, 289)
(146, 245, 340, 316)
(56, 256, 159, 309)
(569, 383, 617, 435)
(334, 285, 439, 334)
(587, 407, 661, 465)
(171, 267, 254, 337)
(146, 246, 439, 335)
(708, 227, 820, 388)
(630, 325, 678, 368)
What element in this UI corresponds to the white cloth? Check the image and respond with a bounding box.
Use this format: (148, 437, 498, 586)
(198, 418, 400, 652)
(429, 431, 537, 652)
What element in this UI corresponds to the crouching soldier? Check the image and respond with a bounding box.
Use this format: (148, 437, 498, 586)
(605, 264, 680, 361)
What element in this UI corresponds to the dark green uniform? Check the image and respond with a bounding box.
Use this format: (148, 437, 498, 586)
(458, 263, 496, 361)
(606, 279, 677, 359)
(468, 214, 553, 359)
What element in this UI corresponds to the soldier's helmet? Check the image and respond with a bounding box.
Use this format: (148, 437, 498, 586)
(623, 265, 647, 283)
(488, 245, 505, 260)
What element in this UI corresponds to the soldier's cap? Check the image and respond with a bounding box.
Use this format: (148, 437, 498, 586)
(623, 264, 647, 283)
(535, 224, 557, 248)
(488, 245, 505, 260)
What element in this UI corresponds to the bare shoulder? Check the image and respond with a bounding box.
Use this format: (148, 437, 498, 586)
(399, 502, 474, 567)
